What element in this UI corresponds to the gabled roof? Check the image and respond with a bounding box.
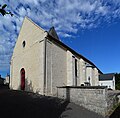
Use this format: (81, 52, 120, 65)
(99, 73, 115, 81)
(48, 27, 59, 40)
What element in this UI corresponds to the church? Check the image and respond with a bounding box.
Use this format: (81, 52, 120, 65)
(10, 17, 102, 96)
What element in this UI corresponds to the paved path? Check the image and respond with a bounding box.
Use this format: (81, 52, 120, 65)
(60, 103, 104, 118)
(0, 89, 110, 118)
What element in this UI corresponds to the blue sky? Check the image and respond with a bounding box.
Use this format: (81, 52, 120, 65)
(0, 0, 120, 78)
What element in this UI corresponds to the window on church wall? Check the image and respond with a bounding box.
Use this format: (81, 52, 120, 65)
(75, 59, 77, 78)
(72, 56, 77, 86)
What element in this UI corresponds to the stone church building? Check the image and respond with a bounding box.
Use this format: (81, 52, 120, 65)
(10, 17, 102, 96)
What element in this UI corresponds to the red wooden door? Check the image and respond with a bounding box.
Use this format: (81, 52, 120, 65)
(20, 68, 25, 90)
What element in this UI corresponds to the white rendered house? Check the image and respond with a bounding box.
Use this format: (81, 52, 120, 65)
(99, 73, 115, 90)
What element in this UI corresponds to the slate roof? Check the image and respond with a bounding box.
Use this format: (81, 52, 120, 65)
(99, 73, 115, 81)
(48, 27, 59, 40)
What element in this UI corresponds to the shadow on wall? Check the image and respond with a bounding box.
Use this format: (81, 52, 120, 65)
(25, 79, 33, 92)
(17, 79, 34, 92)
(66, 87, 70, 102)
(18, 79, 42, 94)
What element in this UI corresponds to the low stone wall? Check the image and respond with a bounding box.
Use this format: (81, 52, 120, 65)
(57, 86, 119, 116)
(107, 91, 120, 114)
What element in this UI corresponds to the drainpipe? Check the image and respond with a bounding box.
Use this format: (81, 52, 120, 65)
(43, 31, 49, 94)
(85, 63, 87, 82)
(10, 60, 12, 89)
(43, 37, 47, 94)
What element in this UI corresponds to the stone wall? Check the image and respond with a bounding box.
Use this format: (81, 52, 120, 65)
(107, 91, 120, 114)
(57, 86, 119, 116)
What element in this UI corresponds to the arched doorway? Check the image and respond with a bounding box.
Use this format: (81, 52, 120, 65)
(20, 68, 25, 90)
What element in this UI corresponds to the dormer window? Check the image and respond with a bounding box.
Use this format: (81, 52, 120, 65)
(22, 41, 26, 48)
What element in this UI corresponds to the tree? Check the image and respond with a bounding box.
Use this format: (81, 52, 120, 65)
(0, 4, 13, 16)
(115, 73, 120, 90)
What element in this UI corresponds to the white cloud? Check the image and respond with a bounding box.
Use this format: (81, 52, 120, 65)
(22, 0, 40, 5)
(63, 33, 73, 38)
(0, 0, 120, 72)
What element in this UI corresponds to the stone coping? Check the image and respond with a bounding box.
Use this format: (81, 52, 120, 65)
(57, 86, 107, 89)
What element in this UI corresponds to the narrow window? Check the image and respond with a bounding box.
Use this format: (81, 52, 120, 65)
(75, 58, 77, 86)
(72, 56, 78, 86)
(75, 59, 77, 78)
(22, 41, 26, 48)
(113, 81, 114, 86)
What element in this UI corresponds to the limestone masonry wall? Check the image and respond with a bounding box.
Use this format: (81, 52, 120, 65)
(57, 86, 119, 116)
